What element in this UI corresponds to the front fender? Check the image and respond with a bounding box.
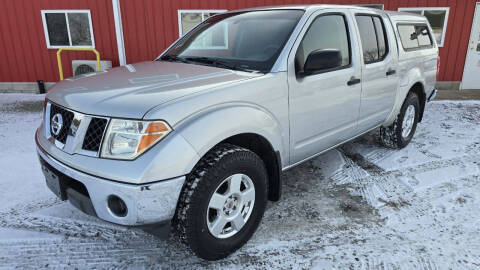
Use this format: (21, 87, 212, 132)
(174, 103, 287, 169)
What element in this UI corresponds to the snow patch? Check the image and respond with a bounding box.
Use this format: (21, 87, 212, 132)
(0, 228, 61, 243)
(1, 95, 480, 269)
(312, 149, 345, 178)
(411, 163, 479, 192)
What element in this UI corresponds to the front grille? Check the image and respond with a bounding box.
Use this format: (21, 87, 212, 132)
(82, 117, 108, 152)
(50, 104, 74, 144)
(47, 102, 109, 156)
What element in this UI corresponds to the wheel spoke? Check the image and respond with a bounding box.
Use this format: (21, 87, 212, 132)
(206, 172, 256, 239)
(242, 187, 255, 203)
(209, 193, 227, 210)
(210, 216, 228, 236)
(402, 105, 416, 138)
(231, 214, 245, 231)
(229, 174, 243, 194)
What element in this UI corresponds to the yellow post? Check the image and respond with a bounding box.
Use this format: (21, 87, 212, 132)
(56, 48, 101, 80)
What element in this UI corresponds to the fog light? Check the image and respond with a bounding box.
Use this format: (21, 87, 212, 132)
(107, 195, 128, 217)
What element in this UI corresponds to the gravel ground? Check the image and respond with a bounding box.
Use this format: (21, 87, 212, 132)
(0, 94, 479, 269)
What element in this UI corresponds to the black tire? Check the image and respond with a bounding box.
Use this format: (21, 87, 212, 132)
(173, 143, 268, 260)
(380, 92, 420, 149)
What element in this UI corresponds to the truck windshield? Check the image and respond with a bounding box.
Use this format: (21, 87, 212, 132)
(160, 10, 305, 73)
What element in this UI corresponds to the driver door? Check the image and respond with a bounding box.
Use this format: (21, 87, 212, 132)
(288, 10, 362, 164)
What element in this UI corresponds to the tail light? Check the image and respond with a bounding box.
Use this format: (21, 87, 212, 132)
(436, 55, 440, 78)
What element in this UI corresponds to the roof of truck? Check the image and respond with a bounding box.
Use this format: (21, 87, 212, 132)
(227, 5, 428, 22)
(384, 10, 428, 22)
(227, 4, 367, 12)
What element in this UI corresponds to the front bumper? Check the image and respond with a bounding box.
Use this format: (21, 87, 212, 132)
(37, 143, 185, 226)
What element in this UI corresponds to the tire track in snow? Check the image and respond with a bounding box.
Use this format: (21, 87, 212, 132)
(332, 150, 479, 209)
(1, 101, 480, 269)
(0, 199, 147, 242)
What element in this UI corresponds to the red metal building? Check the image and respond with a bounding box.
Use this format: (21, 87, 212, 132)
(1, 0, 479, 92)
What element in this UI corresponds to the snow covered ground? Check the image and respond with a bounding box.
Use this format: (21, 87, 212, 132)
(0, 94, 479, 269)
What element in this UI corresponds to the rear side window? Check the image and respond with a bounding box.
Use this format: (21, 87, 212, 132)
(355, 15, 389, 64)
(397, 24, 433, 50)
(398, 25, 418, 49)
(373, 17, 387, 58)
(416, 25, 433, 46)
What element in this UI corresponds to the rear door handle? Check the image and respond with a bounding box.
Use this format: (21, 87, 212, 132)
(386, 69, 396, 76)
(347, 77, 361, 86)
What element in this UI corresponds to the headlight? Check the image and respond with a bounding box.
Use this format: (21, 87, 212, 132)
(101, 119, 171, 160)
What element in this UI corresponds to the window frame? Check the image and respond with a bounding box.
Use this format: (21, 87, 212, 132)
(295, 12, 353, 77)
(41, 10, 95, 49)
(355, 13, 390, 65)
(397, 7, 450, 47)
(177, 9, 227, 37)
(396, 23, 434, 52)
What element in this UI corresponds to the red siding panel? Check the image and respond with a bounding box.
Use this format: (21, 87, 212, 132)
(0, 0, 477, 82)
(120, 0, 478, 82)
(453, 1, 476, 81)
(0, 0, 119, 82)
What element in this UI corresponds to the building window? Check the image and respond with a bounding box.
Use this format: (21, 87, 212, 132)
(189, 21, 229, 50)
(356, 4, 384, 10)
(178, 10, 227, 36)
(398, 7, 449, 47)
(41, 10, 94, 49)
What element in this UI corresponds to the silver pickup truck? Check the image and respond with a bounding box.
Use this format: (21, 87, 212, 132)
(36, 5, 438, 260)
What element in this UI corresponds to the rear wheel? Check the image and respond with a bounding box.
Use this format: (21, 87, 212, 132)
(380, 92, 420, 149)
(173, 143, 268, 260)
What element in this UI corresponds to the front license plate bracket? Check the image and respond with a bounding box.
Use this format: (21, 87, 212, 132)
(42, 164, 67, 200)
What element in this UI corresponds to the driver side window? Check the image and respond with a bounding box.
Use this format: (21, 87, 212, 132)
(295, 14, 351, 74)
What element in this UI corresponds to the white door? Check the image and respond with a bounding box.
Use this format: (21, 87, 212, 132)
(461, 3, 480, 90)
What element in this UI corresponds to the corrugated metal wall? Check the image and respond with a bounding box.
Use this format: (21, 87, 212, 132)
(0, 0, 477, 82)
(0, 0, 119, 83)
(120, 0, 479, 82)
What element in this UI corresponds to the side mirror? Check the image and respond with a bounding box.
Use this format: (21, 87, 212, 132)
(302, 49, 342, 76)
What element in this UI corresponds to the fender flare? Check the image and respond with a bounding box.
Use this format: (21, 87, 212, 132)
(174, 103, 287, 172)
(384, 68, 426, 126)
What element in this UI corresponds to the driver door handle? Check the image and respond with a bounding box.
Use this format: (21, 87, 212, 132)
(386, 69, 396, 76)
(347, 77, 361, 86)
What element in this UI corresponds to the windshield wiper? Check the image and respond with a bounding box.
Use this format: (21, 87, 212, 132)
(183, 57, 261, 73)
(159, 55, 188, 63)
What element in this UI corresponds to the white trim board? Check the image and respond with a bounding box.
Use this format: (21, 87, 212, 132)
(112, 0, 126, 65)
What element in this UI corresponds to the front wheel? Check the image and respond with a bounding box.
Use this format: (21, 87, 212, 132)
(173, 143, 268, 260)
(380, 92, 420, 149)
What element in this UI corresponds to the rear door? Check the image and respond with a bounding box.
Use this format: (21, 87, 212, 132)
(461, 3, 480, 90)
(354, 11, 399, 132)
(288, 9, 362, 164)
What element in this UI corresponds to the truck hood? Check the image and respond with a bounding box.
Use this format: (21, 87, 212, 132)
(47, 61, 259, 118)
